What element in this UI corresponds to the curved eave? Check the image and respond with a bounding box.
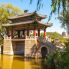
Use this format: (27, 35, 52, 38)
(2, 20, 52, 29)
(36, 20, 53, 27)
(2, 20, 34, 27)
(39, 22, 52, 27)
(8, 13, 33, 20)
(32, 12, 47, 19)
(8, 12, 47, 20)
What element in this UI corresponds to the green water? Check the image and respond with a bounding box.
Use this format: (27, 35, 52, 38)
(0, 54, 48, 69)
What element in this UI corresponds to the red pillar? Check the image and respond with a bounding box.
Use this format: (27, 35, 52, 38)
(33, 28, 36, 37)
(38, 29, 40, 37)
(44, 28, 46, 38)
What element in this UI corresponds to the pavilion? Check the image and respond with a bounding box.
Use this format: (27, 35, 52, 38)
(2, 12, 52, 57)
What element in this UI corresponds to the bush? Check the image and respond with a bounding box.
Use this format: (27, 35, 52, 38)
(46, 39, 69, 69)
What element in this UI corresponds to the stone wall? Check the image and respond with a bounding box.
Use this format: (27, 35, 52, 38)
(25, 39, 37, 57)
(3, 36, 37, 57)
(0, 46, 1, 54)
(3, 37, 14, 55)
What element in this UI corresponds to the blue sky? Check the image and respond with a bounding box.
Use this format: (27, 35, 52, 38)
(0, 0, 66, 34)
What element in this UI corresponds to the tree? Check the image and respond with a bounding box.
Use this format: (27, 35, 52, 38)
(0, 3, 24, 45)
(0, 3, 24, 32)
(29, 0, 69, 33)
(58, 11, 69, 34)
(46, 39, 69, 69)
(30, 0, 69, 13)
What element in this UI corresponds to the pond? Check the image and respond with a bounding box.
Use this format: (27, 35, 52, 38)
(0, 54, 48, 69)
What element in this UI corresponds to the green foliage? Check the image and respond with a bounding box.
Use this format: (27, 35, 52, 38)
(51, 0, 69, 13)
(58, 11, 69, 34)
(30, 0, 43, 10)
(0, 3, 24, 45)
(24, 0, 69, 34)
(30, 0, 69, 13)
(47, 32, 66, 42)
(0, 3, 24, 31)
(46, 32, 62, 39)
(47, 39, 69, 69)
(41, 32, 65, 42)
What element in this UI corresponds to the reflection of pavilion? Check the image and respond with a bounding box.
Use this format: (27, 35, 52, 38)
(2, 55, 13, 69)
(1, 55, 41, 69)
(0, 54, 1, 69)
(2, 12, 52, 57)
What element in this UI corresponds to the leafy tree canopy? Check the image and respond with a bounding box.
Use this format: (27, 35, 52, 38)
(29, 0, 69, 34)
(58, 11, 69, 34)
(0, 3, 24, 44)
(0, 3, 24, 32)
(30, 0, 69, 13)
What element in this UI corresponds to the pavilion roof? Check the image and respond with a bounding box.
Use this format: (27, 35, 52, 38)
(2, 20, 52, 30)
(3, 20, 34, 26)
(2, 12, 52, 30)
(8, 12, 47, 20)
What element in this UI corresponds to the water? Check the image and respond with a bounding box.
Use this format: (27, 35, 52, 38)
(0, 54, 48, 69)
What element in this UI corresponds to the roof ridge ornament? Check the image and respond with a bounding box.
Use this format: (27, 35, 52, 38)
(24, 10, 28, 13)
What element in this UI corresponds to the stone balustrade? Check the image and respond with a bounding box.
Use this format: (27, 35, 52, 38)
(26, 36, 37, 39)
(4, 36, 11, 40)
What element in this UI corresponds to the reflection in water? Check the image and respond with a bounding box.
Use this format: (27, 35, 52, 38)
(2, 55, 13, 69)
(0, 54, 1, 69)
(41, 59, 48, 69)
(25, 60, 32, 69)
(1, 55, 48, 69)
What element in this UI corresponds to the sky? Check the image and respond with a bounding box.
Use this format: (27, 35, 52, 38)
(0, 0, 66, 34)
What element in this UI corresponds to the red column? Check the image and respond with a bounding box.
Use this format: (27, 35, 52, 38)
(38, 29, 40, 37)
(44, 28, 46, 38)
(33, 28, 36, 37)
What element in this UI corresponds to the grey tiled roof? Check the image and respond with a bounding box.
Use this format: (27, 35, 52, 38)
(8, 12, 47, 19)
(2, 20, 52, 27)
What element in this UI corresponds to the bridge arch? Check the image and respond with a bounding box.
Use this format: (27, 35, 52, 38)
(40, 46, 48, 58)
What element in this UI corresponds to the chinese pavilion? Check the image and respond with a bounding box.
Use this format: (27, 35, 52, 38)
(2, 12, 52, 57)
